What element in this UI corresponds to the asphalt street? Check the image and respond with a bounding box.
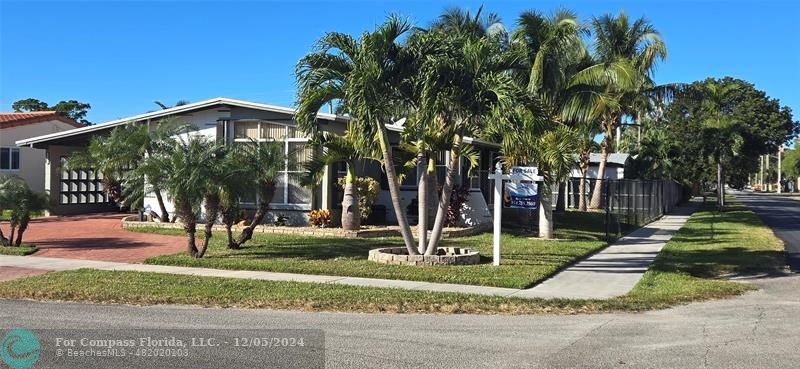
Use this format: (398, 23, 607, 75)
(1, 272, 799, 369)
(736, 192, 800, 271)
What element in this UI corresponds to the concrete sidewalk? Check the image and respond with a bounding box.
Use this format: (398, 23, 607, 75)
(0, 202, 697, 300)
(516, 200, 699, 299)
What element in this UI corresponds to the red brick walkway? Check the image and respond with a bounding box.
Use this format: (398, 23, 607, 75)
(1, 214, 185, 263)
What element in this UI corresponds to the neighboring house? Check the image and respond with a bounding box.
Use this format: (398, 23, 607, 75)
(0, 111, 82, 193)
(16, 98, 498, 225)
(570, 153, 630, 180)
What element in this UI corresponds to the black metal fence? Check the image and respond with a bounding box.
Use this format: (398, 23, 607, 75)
(555, 178, 684, 239)
(601, 179, 684, 239)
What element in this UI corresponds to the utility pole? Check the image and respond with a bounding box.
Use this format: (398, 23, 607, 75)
(766, 153, 771, 192)
(777, 147, 783, 194)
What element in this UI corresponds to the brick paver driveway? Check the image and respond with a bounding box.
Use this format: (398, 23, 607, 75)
(6, 214, 184, 263)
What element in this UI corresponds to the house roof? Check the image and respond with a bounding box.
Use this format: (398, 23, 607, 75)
(0, 111, 82, 130)
(589, 153, 630, 166)
(15, 97, 347, 148)
(15, 97, 500, 149)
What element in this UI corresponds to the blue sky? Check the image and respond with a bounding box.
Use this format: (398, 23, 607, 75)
(1, 0, 798, 124)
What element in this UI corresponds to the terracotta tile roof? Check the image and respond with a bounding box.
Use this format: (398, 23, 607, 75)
(0, 111, 83, 129)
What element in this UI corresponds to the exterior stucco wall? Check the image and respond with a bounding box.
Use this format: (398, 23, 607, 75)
(3, 120, 78, 193)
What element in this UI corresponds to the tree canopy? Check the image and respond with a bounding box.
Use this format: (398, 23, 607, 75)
(11, 98, 92, 125)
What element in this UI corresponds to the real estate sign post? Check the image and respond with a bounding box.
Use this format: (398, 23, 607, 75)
(488, 164, 543, 266)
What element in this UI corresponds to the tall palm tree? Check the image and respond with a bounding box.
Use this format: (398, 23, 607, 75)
(505, 9, 635, 236)
(700, 81, 740, 207)
(575, 120, 600, 211)
(295, 16, 420, 254)
(408, 9, 518, 255)
(588, 11, 667, 209)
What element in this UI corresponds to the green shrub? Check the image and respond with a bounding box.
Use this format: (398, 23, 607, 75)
(337, 176, 380, 219)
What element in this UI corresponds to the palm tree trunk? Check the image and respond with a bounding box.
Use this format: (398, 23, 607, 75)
(538, 182, 553, 239)
(341, 162, 361, 231)
(578, 152, 589, 211)
(145, 148, 171, 222)
(153, 189, 171, 222)
(8, 224, 15, 248)
(417, 152, 429, 254)
(425, 134, 462, 255)
(555, 182, 566, 213)
(14, 215, 30, 246)
(589, 136, 610, 209)
(196, 192, 220, 258)
(221, 205, 237, 249)
(234, 181, 276, 248)
(178, 201, 199, 257)
(717, 157, 724, 208)
(376, 125, 417, 254)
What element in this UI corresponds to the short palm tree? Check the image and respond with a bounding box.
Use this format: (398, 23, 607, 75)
(492, 104, 579, 239)
(144, 131, 222, 258)
(0, 175, 48, 246)
(228, 140, 285, 248)
(66, 120, 178, 222)
(300, 132, 376, 231)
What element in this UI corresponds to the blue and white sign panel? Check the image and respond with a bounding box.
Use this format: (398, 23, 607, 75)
(504, 182, 538, 209)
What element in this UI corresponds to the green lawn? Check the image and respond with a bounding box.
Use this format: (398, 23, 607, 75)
(0, 200, 784, 314)
(0, 210, 45, 221)
(140, 211, 609, 289)
(0, 245, 38, 256)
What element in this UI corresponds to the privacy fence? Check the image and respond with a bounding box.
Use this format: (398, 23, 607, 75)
(561, 178, 685, 240)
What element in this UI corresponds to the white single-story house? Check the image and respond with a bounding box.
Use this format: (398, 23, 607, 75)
(16, 97, 499, 225)
(570, 153, 630, 180)
(1, 111, 82, 193)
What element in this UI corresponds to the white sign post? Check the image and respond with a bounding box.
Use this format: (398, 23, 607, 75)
(487, 163, 543, 266)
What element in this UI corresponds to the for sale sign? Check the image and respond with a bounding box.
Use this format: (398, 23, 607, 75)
(504, 182, 538, 209)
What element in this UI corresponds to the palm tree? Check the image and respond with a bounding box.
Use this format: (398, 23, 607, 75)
(144, 131, 222, 257)
(699, 81, 740, 207)
(154, 100, 190, 110)
(0, 175, 48, 246)
(66, 120, 178, 222)
(491, 103, 579, 238)
(300, 132, 376, 231)
(295, 16, 420, 255)
(588, 11, 667, 209)
(575, 120, 600, 211)
(504, 9, 635, 236)
(228, 140, 285, 248)
(407, 8, 518, 255)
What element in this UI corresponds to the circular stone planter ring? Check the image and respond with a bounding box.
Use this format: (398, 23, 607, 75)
(368, 247, 480, 266)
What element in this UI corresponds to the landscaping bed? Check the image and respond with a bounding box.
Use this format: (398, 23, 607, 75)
(122, 216, 491, 239)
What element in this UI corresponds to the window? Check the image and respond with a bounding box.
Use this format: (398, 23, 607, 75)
(58, 157, 110, 205)
(233, 120, 311, 206)
(0, 147, 20, 171)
